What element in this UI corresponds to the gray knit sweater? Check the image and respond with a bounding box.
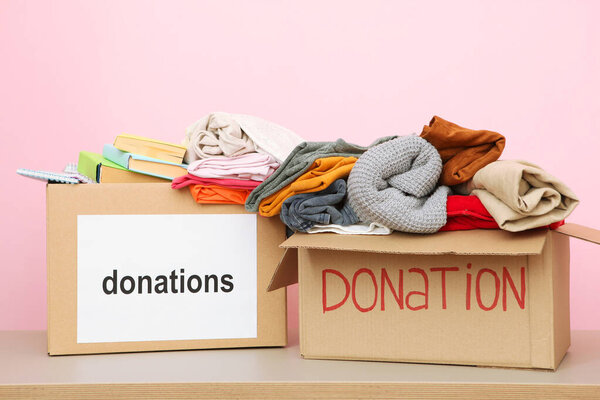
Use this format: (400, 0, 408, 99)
(347, 136, 451, 233)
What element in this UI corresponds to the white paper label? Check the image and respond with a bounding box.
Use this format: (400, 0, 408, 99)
(76, 214, 257, 343)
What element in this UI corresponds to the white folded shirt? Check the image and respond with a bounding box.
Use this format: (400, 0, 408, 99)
(306, 222, 392, 235)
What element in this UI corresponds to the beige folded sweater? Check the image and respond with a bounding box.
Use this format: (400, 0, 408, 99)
(468, 160, 579, 232)
(184, 112, 304, 164)
(184, 113, 256, 161)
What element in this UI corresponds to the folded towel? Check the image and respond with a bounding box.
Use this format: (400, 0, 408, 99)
(347, 136, 451, 233)
(306, 222, 392, 235)
(172, 174, 261, 190)
(465, 160, 578, 232)
(184, 112, 303, 163)
(280, 179, 359, 232)
(246, 137, 396, 212)
(187, 153, 279, 182)
(258, 157, 357, 217)
(421, 116, 506, 186)
(440, 195, 565, 232)
(188, 185, 251, 205)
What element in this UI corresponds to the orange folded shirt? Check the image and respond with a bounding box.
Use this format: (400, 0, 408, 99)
(189, 185, 251, 205)
(258, 156, 357, 217)
(420, 116, 506, 186)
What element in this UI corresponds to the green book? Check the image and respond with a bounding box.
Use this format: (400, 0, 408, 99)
(77, 151, 164, 184)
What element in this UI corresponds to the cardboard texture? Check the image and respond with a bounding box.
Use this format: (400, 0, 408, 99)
(271, 226, 596, 370)
(47, 183, 287, 355)
(555, 223, 600, 245)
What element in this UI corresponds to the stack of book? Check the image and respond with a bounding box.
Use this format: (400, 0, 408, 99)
(78, 135, 188, 183)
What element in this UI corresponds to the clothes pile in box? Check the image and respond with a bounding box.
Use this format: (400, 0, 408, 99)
(248, 115, 578, 235)
(18, 114, 579, 235)
(173, 112, 302, 204)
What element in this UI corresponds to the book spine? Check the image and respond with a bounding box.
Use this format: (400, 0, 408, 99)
(126, 167, 173, 180)
(77, 152, 100, 183)
(102, 144, 132, 169)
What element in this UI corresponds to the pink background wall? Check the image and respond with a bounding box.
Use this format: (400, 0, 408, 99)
(1, 0, 599, 331)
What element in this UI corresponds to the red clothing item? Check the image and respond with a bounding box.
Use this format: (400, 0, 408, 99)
(172, 174, 258, 205)
(441, 195, 564, 232)
(171, 174, 261, 190)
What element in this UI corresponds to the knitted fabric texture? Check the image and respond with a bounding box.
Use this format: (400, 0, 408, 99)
(468, 160, 579, 232)
(420, 116, 506, 186)
(245, 136, 396, 212)
(347, 136, 451, 233)
(279, 179, 359, 232)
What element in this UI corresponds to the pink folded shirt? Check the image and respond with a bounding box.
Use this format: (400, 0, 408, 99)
(187, 153, 279, 181)
(172, 174, 261, 190)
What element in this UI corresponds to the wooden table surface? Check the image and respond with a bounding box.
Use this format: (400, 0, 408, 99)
(1, 329, 599, 399)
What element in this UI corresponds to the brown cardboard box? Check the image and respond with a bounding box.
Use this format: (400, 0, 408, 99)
(47, 183, 287, 355)
(269, 226, 600, 369)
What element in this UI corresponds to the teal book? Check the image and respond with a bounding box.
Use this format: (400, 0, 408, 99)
(102, 144, 188, 181)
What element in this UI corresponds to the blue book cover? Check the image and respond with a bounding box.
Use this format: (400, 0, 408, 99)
(102, 144, 188, 180)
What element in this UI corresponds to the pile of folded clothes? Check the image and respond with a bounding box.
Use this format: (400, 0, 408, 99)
(21, 111, 578, 236)
(172, 112, 303, 204)
(243, 115, 578, 236)
(244, 136, 397, 234)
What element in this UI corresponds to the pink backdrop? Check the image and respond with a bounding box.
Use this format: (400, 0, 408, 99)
(1, 0, 599, 331)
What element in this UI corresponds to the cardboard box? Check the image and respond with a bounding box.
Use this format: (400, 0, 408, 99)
(269, 225, 600, 369)
(47, 183, 287, 355)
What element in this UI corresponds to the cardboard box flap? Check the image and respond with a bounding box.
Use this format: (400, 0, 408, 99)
(267, 248, 298, 291)
(280, 229, 548, 255)
(555, 223, 600, 245)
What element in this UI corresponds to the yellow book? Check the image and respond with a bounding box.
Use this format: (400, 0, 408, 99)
(100, 164, 166, 183)
(114, 134, 187, 164)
